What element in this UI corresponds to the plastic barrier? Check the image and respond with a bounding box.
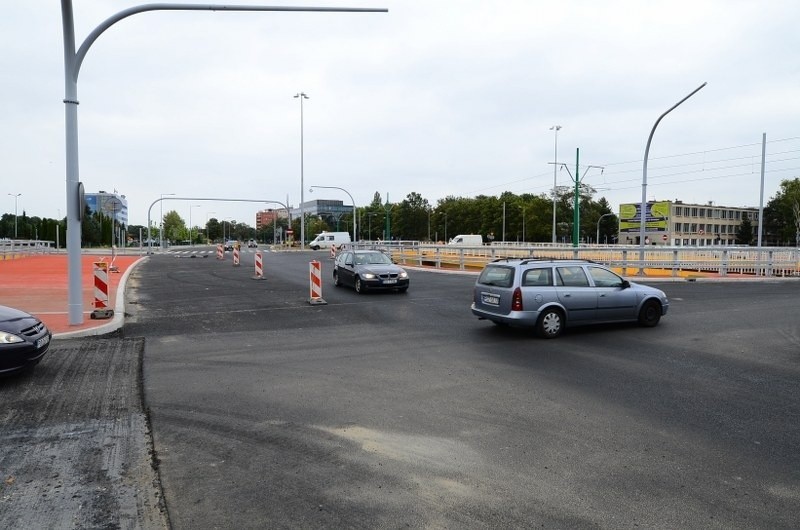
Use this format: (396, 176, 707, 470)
(308, 260, 327, 305)
(233, 247, 240, 267)
(91, 260, 114, 319)
(330, 244, 336, 259)
(253, 251, 265, 280)
(216, 244, 224, 260)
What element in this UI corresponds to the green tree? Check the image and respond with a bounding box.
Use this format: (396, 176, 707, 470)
(736, 213, 754, 245)
(163, 210, 186, 243)
(763, 178, 800, 245)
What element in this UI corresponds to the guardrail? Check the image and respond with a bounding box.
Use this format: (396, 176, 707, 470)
(1, 240, 56, 260)
(367, 242, 800, 278)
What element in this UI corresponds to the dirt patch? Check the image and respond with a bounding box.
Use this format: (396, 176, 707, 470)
(0, 336, 168, 529)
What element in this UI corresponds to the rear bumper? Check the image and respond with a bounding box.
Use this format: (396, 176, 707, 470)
(471, 304, 540, 327)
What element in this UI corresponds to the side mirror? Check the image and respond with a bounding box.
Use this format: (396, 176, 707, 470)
(621, 280, 631, 289)
(345, 260, 353, 266)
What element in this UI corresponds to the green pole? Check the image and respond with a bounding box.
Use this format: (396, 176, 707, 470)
(573, 147, 580, 247)
(384, 193, 391, 240)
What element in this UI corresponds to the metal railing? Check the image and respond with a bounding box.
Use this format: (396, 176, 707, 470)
(368, 242, 800, 278)
(1, 240, 56, 260)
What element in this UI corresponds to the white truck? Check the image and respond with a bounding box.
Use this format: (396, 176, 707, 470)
(309, 231, 351, 250)
(448, 234, 483, 246)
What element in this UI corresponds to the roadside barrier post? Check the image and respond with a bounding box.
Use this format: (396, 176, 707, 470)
(308, 260, 327, 305)
(216, 244, 224, 260)
(252, 251, 265, 280)
(233, 247, 240, 267)
(330, 244, 336, 259)
(91, 260, 114, 319)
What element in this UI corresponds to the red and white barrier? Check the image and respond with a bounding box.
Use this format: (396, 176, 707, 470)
(91, 260, 114, 319)
(233, 247, 240, 267)
(330, 244, 336, 259)
(308, 260, 327, 305)
(253, 251, 264, 280)
(216, 244, 224, 260)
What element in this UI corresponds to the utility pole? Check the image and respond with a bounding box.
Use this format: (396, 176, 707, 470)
(551, 148, 603, 247)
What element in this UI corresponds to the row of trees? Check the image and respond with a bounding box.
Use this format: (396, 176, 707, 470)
(3, 178, 800, 246)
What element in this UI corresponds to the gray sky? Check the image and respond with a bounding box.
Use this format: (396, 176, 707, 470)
(2, 1, 799, 227)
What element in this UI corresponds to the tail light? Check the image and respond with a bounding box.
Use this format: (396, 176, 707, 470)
(511, 287, 523, 311)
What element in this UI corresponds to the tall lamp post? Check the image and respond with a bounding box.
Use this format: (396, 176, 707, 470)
(596, 212, 614, 245)
(159, 192, 175, 248)
(639, 82, 707, 271)
(189, 204, 200, 246)
(295, 92, 309, 249)
(7, 193, 21, 238)
(60, 2, 386, 326)
(309, 185, 356, 244)
(550, 125, 561, 244)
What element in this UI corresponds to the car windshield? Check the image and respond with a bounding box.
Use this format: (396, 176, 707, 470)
(355, 252, 392, 265)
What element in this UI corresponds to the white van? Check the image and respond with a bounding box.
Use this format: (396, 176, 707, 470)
(309, 231, 351, 250)
(448, 234, 483, 246)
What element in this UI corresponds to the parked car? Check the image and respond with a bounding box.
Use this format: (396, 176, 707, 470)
(0, 304, 52, 376)
(333, 250, 409, 293)
(471, 259, 669, 338)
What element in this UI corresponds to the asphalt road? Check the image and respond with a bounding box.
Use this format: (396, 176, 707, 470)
(125, 247, 800, 529)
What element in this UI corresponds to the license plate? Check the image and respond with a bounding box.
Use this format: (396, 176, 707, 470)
(36, 335, 50, 349)
(482, 293, 500, 306)
(383, 279, 397, 284)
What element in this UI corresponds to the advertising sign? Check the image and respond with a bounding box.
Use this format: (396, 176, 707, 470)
(619, 201, 670, 232)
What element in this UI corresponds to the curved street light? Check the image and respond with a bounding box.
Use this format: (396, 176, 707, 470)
(596, 212, 614, 245)
(309, 185, 357, 243)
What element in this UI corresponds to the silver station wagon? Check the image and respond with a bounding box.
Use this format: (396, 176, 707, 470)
(471, 259, 669, 338)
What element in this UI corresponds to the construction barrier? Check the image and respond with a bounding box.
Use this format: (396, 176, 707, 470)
(233, 247, 240, 267)
(308, 260, 327, 305)
(91, 260, 114, 319)
(216, 244, 224, 260)
(252, 251, 265, 280)
(330, 244, 336, 259)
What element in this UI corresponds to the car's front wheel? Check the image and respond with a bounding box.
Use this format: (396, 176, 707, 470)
(537, 308, 564, 339)
(638, 299, 662, 327)
(354, 277, 365, 294)
(333, 270, 341, 287)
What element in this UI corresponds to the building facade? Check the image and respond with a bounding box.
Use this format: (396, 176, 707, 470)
(618, 200, 759, 246)
(85, 191, 128, 226)
(289, 199, 353, 228)
(255, 208, 289, 230)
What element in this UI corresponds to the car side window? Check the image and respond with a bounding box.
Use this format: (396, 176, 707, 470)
(588, 266, 623, 288)
(556, 266, 590, 287)
(523, 268, 552, 286)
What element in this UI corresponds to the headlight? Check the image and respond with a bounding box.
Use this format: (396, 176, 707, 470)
(362, 273, 377, 279)
(399, 271, 408, 278)
(0, 332, 25, 344)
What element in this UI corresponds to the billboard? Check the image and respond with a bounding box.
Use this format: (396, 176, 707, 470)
(619, 201, 670, 232)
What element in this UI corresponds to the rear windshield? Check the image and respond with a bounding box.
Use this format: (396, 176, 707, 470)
(477, 265, 515, 288)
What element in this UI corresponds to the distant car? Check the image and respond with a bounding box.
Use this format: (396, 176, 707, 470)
(0, 304, 52, 376)
(247, 239, 257, 248)
(224, 240, 236, 251)
(333, 250, 409, 293)
(471, 259, 669, 338)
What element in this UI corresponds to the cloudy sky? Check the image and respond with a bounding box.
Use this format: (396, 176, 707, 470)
(2, 1, 799, 227)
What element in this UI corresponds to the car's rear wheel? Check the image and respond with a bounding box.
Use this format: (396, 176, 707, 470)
(638, 299, 662, 327)
(537, 308, 564, 339)
(354, 277, 364, 294)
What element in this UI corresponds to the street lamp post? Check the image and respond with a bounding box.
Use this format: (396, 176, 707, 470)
(596, 213, 614, 245)
(159, 193, 175, 248)
(443, 212, 448, 242)
(309, 185, 357, 244)
(60, 1, 386, 325)
(295, 92, 309, 249)
(189, 204, 200, 246)
(550, 125, 561, 244)
(639, 82, 707, 271)
(7, 193, 21, 238)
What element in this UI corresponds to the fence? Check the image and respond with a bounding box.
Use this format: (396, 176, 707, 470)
(365, 242, 800, 278)
(1, 240, 55, 260)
